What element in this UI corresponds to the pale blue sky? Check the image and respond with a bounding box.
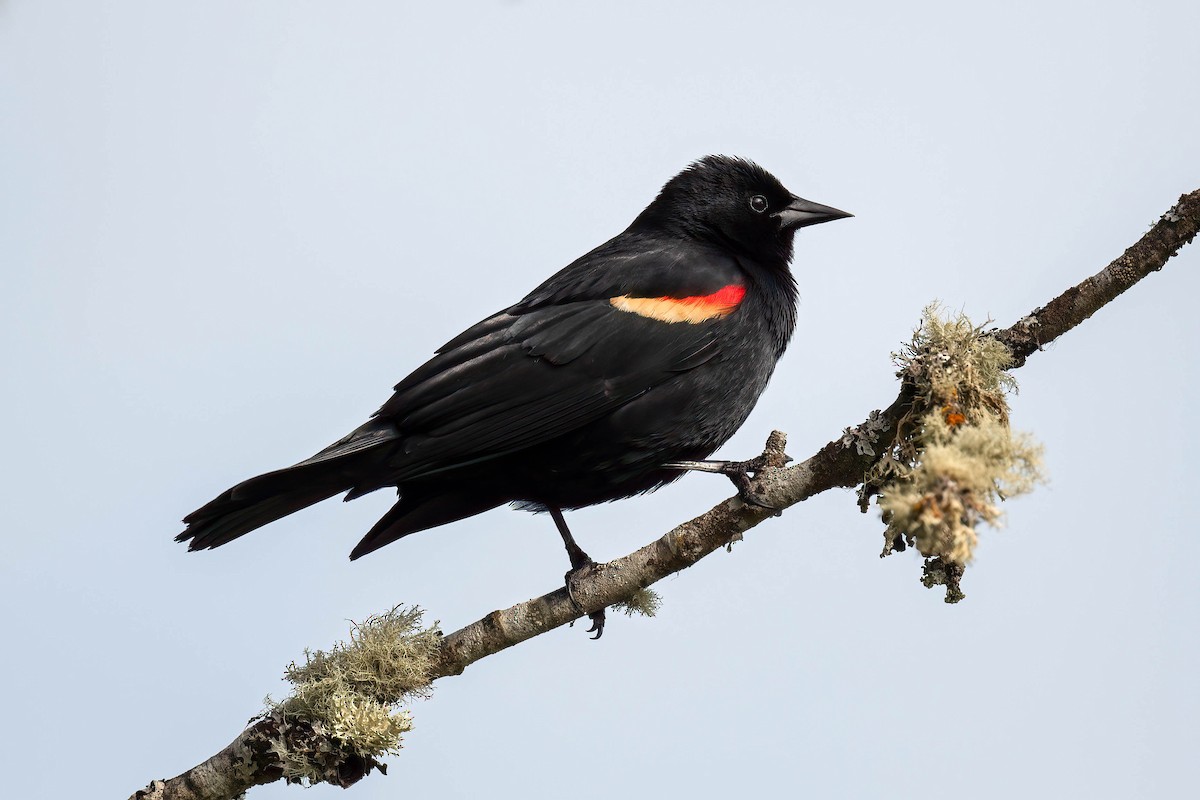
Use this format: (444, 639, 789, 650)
(3, 2, 1199, 798)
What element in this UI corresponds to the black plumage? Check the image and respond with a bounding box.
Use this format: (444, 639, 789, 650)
(178, 156, 850, 579)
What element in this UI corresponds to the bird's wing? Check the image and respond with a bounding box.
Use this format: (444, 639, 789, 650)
(374, 247, 746, 481)
(510, 233, 742, 311)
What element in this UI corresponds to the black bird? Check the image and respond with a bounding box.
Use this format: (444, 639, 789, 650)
(178, 155, 850, 635)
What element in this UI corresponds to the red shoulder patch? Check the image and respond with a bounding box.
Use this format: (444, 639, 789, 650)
(610, 284, 746, 323)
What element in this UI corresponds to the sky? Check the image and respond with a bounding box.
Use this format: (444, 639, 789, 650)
(2, 2, 1199, 798)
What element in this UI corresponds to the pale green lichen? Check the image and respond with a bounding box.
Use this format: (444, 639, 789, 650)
(267, 606, 441, 782)
(873, 306, 1045, 601)
(612, 588, 663, 617)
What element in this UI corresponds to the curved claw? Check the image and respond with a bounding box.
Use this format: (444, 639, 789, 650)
(565, 562, 608, 640)
(727, 471, 779, 511)
(720, 457, 780, 511)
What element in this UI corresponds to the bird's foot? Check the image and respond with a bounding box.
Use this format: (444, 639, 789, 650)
(666, 431, 791, 512)
(548, 506, 607, 639)
(665, 457, 787, 512)
(719, 456, 781, 511)
(565, 559, 606, 640)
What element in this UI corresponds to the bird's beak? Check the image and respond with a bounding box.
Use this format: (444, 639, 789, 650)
(774, 195, 853, 229)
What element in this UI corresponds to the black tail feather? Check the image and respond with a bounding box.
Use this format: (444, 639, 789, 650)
(349, 490, 503, 560)
(178, 421, 401, 551)
(178, 465, 355, 550)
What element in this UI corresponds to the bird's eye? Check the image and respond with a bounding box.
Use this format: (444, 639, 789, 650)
(749, 195, 769, 213)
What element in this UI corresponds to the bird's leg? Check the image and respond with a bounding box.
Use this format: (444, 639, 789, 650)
(665, 455, 787, 511)
(550, 505, 593, 573)
(549, 506, 605, 639)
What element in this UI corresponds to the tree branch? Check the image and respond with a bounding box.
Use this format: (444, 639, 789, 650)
(130, 188, 1200, 800)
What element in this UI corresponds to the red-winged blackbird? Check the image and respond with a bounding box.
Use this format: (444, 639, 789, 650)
(178, 156, 849, 634)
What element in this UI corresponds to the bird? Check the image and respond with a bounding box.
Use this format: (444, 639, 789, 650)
(177, 155, 851, 636)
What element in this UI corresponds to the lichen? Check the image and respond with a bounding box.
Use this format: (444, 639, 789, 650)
(266, 606, 441, 783)
(872, 306, 1045, 601)
(612, 588, 663, 617)
(841, 409, 889, 457)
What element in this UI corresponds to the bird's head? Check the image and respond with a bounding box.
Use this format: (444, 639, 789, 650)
(631, 155, 851, 265)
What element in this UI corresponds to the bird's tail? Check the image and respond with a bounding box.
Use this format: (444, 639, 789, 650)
(177, 467, 353, 551)
(177, 420, 399, 551)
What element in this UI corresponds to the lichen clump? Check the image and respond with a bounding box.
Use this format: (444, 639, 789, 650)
(269, 606, 441, 782)
(613, 587, 663, 618)
(872, 307, 1044, 601)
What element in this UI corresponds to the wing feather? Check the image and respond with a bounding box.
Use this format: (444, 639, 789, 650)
(375, 300, 721, 481)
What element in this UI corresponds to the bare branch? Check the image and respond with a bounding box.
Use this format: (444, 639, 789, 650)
(996, 190, 1200, 366)
(130, 188, 1200, 800)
